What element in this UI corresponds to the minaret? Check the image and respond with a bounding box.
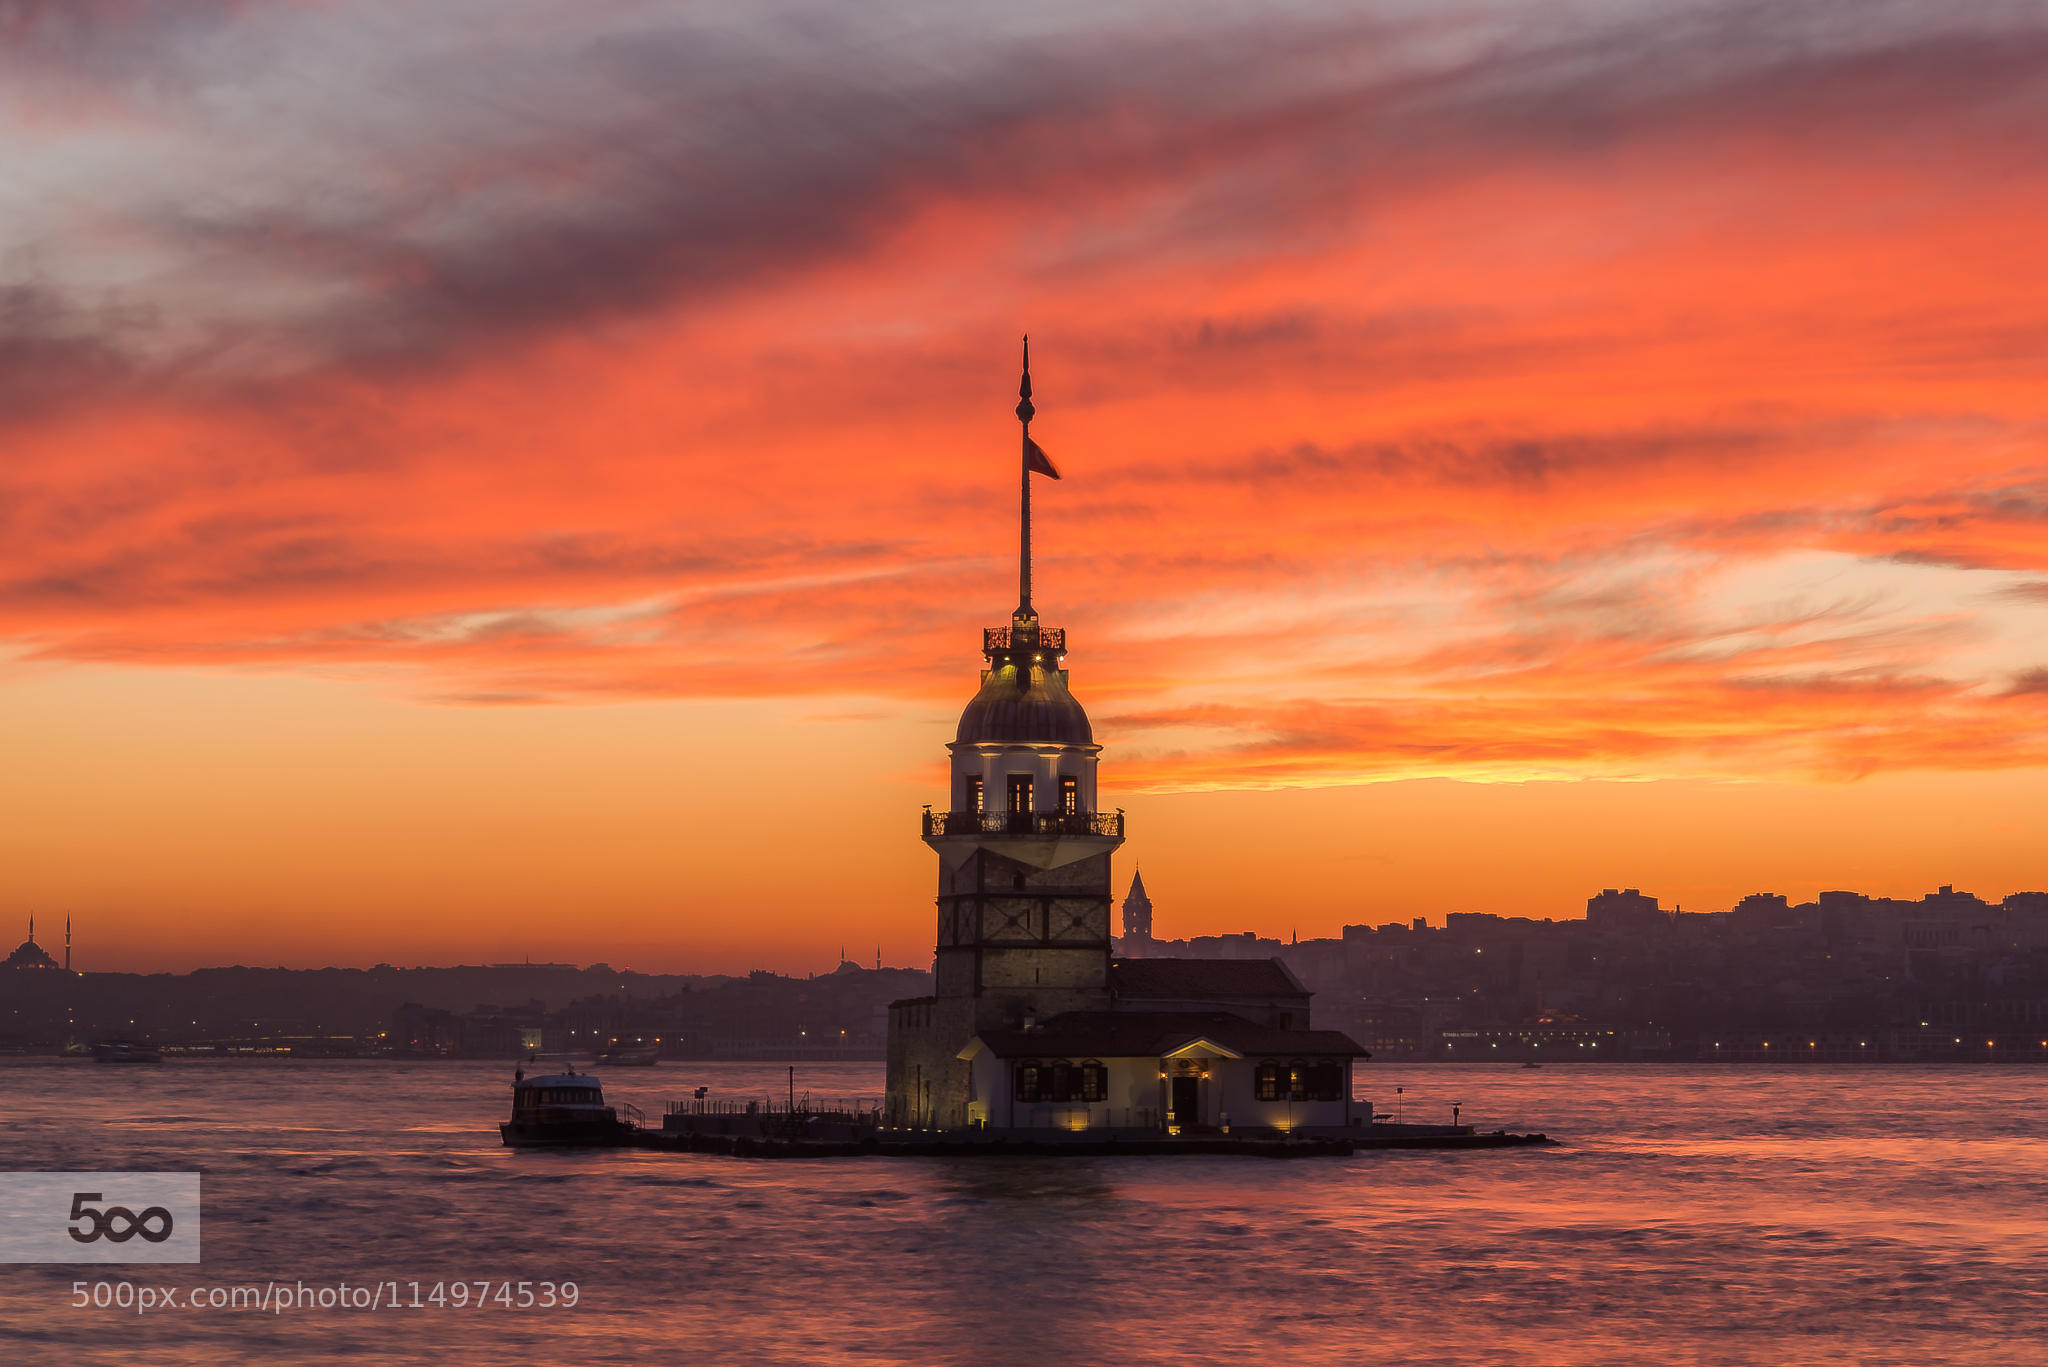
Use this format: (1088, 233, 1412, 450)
(1121, 869, 1154, 942)
(886, 341, 1126, 1128)
(65, 916, 71, 972)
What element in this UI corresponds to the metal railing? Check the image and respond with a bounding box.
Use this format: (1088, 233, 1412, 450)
(983, 626, 1066, 654)
(923, 809, 1123, 839)
(665, 1097, 880, 1121)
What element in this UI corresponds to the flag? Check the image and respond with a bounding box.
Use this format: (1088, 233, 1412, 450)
(1025, 436, 1061, 480)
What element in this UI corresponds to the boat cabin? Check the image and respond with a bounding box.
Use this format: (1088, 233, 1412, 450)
(510, 1073, 612, 1124)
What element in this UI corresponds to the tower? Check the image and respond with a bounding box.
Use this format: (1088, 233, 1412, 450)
(1121, 869, 1154, 941)
(886, 341, 1126, 1127)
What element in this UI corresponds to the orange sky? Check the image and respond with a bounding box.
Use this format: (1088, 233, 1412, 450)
(2, 1, 2045, 971)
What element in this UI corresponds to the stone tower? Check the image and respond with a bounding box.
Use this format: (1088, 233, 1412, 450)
(1121, 869, 1154, 942)
(885, 341, 1125, 1127)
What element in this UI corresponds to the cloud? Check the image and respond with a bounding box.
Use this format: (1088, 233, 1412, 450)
(1, 1, 2043, 389)
(4, 1, 2048, 790)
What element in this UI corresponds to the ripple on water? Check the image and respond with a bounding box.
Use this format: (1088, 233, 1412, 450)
(6, 1059, 2046, 1367)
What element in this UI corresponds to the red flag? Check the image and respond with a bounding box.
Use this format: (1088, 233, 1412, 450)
(1025, 436, 1061, 480)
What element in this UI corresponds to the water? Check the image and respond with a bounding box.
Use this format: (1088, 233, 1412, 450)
(3, 1060, 2042, 1365)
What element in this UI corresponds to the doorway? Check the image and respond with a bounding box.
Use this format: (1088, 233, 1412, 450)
(1169, 1074, 1200, 1128)
(1007, 774, 1033, 833)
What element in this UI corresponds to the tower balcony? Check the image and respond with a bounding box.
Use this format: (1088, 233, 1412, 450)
(923, 809, 1123, 840)
(984, 625, 1066, 657)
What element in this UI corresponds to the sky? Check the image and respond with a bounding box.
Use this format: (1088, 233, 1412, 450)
(3, 0, 2046, 972)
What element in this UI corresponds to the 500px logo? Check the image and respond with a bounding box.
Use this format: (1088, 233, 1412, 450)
(68, 1193, 175, 1245)
(2, 1174, 200, 1263)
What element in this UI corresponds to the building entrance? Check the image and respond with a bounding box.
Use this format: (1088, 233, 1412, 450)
(1169, 1074, 1200, 1128)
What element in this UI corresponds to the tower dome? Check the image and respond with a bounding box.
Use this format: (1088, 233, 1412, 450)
(929, 341, 1114, 831)
(956, 640, 1092, 745)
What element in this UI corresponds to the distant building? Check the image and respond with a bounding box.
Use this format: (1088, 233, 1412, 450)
(4, 917, 60, 972)
(1730, 892, 1793, 931)
(1585, 887, 1667, 933)
(1121, 870, 1154, 942)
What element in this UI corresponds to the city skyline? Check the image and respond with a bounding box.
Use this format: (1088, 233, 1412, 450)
(5, 2, 2047, 971)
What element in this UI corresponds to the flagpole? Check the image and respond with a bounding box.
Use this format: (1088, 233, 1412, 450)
(1016, 335, 1034, 621)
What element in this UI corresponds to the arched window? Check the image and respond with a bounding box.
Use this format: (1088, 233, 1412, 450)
(1079, 1061, 1107, 1102)
(1255, 1062, 1282, 1102)
(1048, 1060, 1073, 1102)
(1287, 1061, 1310, 1101)
(1016, 1061, 1043, 1103)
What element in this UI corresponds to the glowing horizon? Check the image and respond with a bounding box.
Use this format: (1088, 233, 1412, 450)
(3, 1, 2046, 972)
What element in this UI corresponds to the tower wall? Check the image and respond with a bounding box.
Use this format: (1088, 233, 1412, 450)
(887, 844, 1120, 1128)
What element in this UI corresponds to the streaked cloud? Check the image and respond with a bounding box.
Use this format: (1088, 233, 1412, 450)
(3, 0, 2047, 793)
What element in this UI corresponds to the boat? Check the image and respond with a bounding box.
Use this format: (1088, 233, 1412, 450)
(1520, 1061, 1542, 1069)
(598, 1044, 658, 1067)
(499, 1067, 641, 1147)
(90, 1039, 163, 1064)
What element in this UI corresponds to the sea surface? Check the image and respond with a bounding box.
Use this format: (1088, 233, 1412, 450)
(2, 1060, 2043, 1366)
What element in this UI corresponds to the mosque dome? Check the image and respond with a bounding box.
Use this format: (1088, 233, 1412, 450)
(5, 935, 58, 971)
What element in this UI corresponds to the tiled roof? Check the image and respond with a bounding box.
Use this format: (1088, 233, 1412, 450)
(1110, 957, 1306, 1001)
(970, 1010, 1366, 1060)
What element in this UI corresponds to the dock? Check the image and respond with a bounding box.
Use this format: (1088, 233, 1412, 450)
(628, 1130, 1551, 1158)
(626, 1102, 1552, 1158)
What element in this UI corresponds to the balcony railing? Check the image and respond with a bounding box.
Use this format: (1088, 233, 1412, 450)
(984, 626, 1066, 655)
(923, 809, 1123, 839)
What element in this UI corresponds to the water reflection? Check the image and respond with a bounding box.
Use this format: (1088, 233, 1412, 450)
(2, 1060, 2043, 1366)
